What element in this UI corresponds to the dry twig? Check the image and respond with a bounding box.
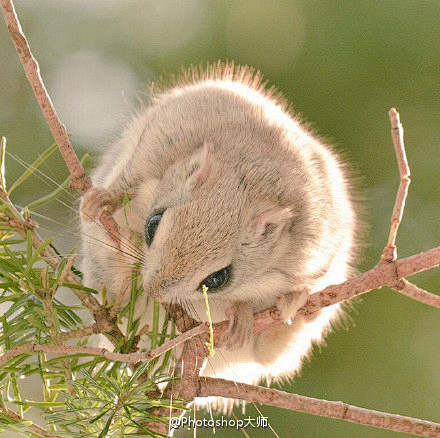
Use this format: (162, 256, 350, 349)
(383, 108, 411, 261)
(0, 0, 121, 247)
(0, 323, 207, 367)
(197, 377, 440, 438)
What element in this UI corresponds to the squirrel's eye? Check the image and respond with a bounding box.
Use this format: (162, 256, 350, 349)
(200, 266, 230, 291)
(145, 213, 163, 245)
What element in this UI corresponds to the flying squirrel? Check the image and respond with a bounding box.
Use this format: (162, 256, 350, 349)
(80, 63, 360, 410)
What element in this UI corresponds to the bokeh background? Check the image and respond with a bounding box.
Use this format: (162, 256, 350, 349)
(1, 1, 439, 437)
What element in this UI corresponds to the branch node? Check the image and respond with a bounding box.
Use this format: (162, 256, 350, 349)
(68, 172, 92, 195)
(381, 246, 397, 263)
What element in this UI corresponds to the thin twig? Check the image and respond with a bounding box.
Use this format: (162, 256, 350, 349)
(0, 324, 207, 367)
(0, 405, 62, 438)
(382, 108, 411, 261)
(148, 323, 208, 358)
(0, 344, 151, 366)
(0, 0, 121, 247)
(197, 377, 440, 438)
(109, 275, 132, 319)
(58, 324, 100, 342)
(245, 245, 440, 334)
(0, 0, 89, 194)
(395, 279, 440, 308)
(394, 246, 440, 278)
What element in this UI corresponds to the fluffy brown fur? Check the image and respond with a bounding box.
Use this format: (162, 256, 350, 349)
(80, 62, 362, 411)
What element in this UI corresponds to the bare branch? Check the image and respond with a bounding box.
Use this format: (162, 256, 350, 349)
(148, 323, 208, 358)
(395, 246, 440, 278)
(197, 377, 440, 438)
(0, 0, 89, 194)
(395, 279, 440, 308)
(382, 108, 411, 261)
(0, 323, 207, 367)
(0, 0, 121, 246)
(0, 344, 151, 366)
(58, 324, 101, 342)
(164, 303, 201, 332)
(109, 274, 131, 319)
(230, 246, 440, 339)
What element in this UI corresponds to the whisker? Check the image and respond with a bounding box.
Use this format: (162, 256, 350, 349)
(186, 299, 203, 324)
(7, 153, 145, 260)
(7, 151, 75, 200)
(31, 223, 144, 265)
(33, 189, 144, 255)
(15, 207, 145, 264)
(54, 197, 146, 260)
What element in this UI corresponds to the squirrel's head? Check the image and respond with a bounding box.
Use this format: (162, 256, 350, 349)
(141, 142, 295, 306)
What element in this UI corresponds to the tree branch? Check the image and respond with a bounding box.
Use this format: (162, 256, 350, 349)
(382, 108, 411, 262)
(0, 0, 89, 194)
(0, 0, 121, 247)
(197, 377, 440, 438)
(0, 323, 207, 367)
(0, 344, 152, 366)
(395, 279, 440, 308)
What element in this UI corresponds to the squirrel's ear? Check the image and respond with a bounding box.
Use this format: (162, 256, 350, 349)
(186, 142, 213, 188)
(250, 204, 294, 239)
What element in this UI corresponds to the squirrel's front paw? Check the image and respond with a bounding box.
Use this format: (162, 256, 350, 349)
(277, 288, 310, 324)
(220, 302, 254, 350)
(80, 188, 118, 224)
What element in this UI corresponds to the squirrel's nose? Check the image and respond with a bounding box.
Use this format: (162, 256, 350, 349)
(143, 279, 164, 300)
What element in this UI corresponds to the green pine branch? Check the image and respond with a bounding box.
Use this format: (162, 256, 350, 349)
(0, 137, 182, 437)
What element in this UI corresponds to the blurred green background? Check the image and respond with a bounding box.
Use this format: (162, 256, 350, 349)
(1, 1, 439, 437)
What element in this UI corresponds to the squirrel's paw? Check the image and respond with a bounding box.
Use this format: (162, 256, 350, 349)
(80, 188, 117, 224)
(220, 302, 254, 350)
(277, 287, 310, 324)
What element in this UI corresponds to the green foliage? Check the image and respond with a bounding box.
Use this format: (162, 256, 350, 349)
(0, 141, 180, 437)
(45, 363, 176, 437)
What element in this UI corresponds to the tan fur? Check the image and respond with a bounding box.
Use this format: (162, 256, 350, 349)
(80, 62, 360, 411)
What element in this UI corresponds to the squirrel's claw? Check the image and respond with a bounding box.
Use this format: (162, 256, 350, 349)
(220, 302, 254, 350)
(277, 287, 310, 324)
(80, 187, 118, 224)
